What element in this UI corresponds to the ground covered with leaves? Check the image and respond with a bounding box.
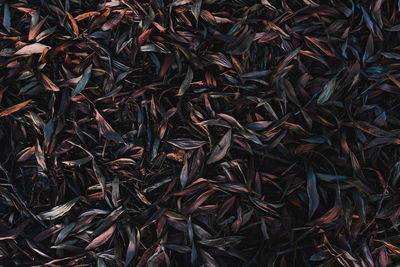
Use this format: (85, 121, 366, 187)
(0, 0, 400, 266)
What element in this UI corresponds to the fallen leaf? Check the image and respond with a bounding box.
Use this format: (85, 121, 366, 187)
(3, 4, 10, 32)
(307, 167, 320, 218)
(71, 64, 92, 98)
(95, 109, 124, 143)
(15, 43, 51, 55)
(0, 99, 32, 117)
(207, 129, 232, 164)
(86, 224, 116, 250)
(41, 73, 60, 91)
(37, 197, 80, 220)
(177, 66, 193, 96)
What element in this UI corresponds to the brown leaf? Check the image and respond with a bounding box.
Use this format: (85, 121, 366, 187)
(85, 224, 116, 250)
(0, 99, 32, 117)
(66, 11, 79, 36)
(15, 43, 51, 55)
(41, 73, 60, 91)
(29, 17, 47, 41)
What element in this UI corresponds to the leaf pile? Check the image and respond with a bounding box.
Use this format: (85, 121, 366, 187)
(1, 0, 400, 266)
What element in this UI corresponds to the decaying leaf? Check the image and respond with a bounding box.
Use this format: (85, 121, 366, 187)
(0, 0, 399, 265)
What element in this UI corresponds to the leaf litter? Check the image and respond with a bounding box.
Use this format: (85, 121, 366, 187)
(0, 0, 399, 266)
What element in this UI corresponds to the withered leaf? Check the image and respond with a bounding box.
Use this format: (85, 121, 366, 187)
(92, 159, 106, 196)
(15, 43, 50, 55)
(191, 0, 202, 22)
(112, 177, 120, 207)
(85, 224, 116, 250)
(204, 53, 233, 69)
(29, 17, 47, 41)
(55, 222, 76, 245)
(41, 73, 60, 91)
(71, 64, 92, 98)
(228, 33, 256, 55)
(38, 197, 80, 220)
(124, 227, 139, 267)
(177, 66, 193, 96)
(35, 140, 47, 170)
(95, 109, 124, 143)
(62, 156, 92, 167)
(307, 167, 319, 218)
(3, 4, 10, 32)
(66, 11, 79, 36)
(207, 129, 232, 164)
(0, 99, 32, 117)
(168, 138, 207, 150)
(197, 236, 243, 247)
(200, 249, 220, 267)
(316, 173, 349, 182)
(317, 77, 337, 104)
(180, 159, 189, 187)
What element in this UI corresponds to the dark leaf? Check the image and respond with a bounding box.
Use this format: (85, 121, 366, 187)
(307, 167, 320, 218)
(95, 109, 124, 143)
(85, 224, 116, 250)
(177, 66, 193, 96)
(168, 138, 207, 150)
(71, 64, 92, 98)
(207, 129, 232, 164)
